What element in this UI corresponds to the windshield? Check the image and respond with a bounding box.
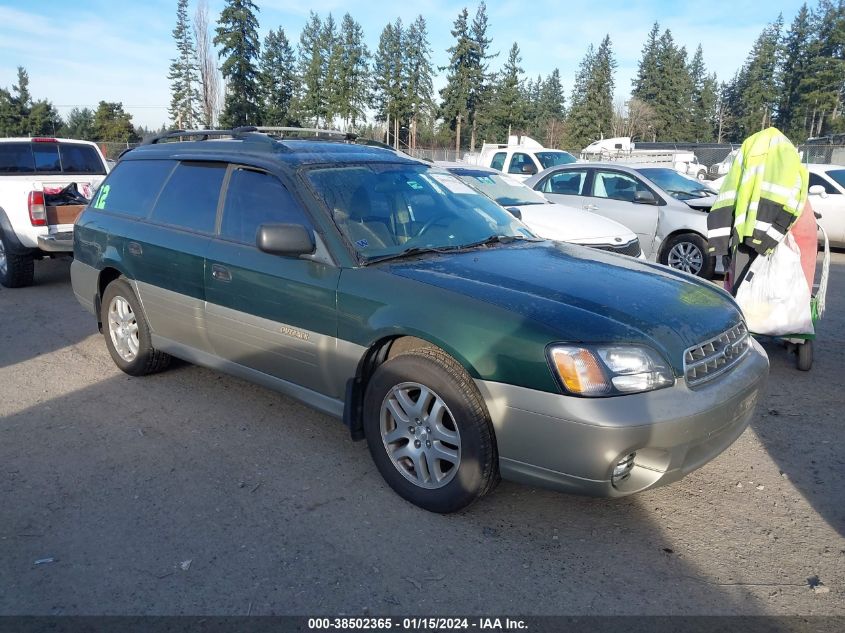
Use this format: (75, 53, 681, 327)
(535, 151, 577, 169)
(448, 168, 548, 206)
(307, 164, 534, 262)
(638, 167, 717, 200)
(826, 169, 845, 189)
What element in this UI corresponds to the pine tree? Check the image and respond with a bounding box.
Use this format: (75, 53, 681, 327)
(537, 69, 566, 146)
(488, 43, 526, 141)
(298, 12, 328, 126)
(467, 2, 496, 149)
(566, 36, 616, 148)
(688, 45, 715, 141)
(61, 108, 95, 140)
(404, 16, 435, 148)
(797, 0, 845, 137)
(776, 4, 812, 139)
(439, 8, 474, 150)
(333, 14, 371, 129)
(27, 100, 62, 136)
(372, 20, 405, 146)
(92, 102, 140, 142)
(737, 16, 783, 137)
(321, 14, 340, 124)
(0, 67, 31, 136)
(214, 0, 261, 128)
(632, 23, 661, 104)
(259, 27, 296, 126)
(168, 0, 201, 129)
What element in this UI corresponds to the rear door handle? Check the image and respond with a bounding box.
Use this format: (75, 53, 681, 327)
(583, 204, 598, 211)
(127, 242, 143, 256)
(211, 264, 232, 282)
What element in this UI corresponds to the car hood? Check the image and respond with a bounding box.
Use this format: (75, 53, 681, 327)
(384, 242, 741, 369)
(518, 202, 637, 244)
(684, 194, 716, 211)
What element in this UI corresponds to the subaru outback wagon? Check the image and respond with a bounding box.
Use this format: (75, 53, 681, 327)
(71, 128, 768, 513)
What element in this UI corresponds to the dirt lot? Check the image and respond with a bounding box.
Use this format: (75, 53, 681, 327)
(1, 255, 843, 616)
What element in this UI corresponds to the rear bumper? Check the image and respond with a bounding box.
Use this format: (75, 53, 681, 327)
(475, 337, 769, 497)
(70, 259, 99, 316)
(37, 231, 73, 253)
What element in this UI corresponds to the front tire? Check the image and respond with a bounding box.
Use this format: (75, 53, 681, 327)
(0, 230, 35, 288)
(661, 233, 716, 279)
(363, 347, 499, 513)
(101, 278, 171, 376)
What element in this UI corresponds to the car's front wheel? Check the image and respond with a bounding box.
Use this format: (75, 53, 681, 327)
(363, 347, 499, 513)
(661, 233, 716, 279)
(101, 278, 171, 376)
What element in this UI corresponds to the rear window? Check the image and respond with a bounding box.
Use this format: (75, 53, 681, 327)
(0, 142, 107, 175)
(92, 160, 177, 218)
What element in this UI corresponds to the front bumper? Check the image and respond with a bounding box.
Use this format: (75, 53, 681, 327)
(475, 337, 769, 497)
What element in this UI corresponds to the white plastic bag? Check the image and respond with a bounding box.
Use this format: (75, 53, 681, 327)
(734, 232, 814, 336)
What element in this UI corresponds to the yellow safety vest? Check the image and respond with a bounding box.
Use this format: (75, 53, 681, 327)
(707, 127, 807, 257)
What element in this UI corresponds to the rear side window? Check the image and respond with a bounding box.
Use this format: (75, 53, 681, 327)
(0, 142, 106, 175)
(59, 144, 106, 174)
(0, 143, 34, 173)
(93, 160, 176, 218)
(150, 162, 226, 233)
(219, 168, 311, 244)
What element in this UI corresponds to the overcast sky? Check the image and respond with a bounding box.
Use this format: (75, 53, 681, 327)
(0, 0, 807, 130)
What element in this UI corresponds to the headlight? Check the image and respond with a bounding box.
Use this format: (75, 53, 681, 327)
(548, 344, 674, 397)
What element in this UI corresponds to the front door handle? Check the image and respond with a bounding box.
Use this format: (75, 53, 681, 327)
(127, 242, 143, 256)
(583, 204, 599, 211)
(211, 264, 232, 282)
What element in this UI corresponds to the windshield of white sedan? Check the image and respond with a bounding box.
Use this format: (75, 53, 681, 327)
(449, 168, 547, 206)
(535, 151, 577, 169)
(307, 164, 534, 261)
(827, 169, 845, 189)
(638, 168, 716, 200)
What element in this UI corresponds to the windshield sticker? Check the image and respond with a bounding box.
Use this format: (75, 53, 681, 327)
(355, 239, 369, 248)
(429, 173, 477, 195)
(93, 184, 110, 209)
(406, 180, 424, 190)
(474, 176, 496, 185)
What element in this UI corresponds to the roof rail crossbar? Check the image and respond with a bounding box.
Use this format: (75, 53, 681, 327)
(142, 127, 264, 145)
(256, 126, 356, 141)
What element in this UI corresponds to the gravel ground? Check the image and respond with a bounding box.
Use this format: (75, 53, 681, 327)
(0, 254, 843, 616)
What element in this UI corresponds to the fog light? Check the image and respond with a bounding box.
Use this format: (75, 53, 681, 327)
(612, 452, 636, 486)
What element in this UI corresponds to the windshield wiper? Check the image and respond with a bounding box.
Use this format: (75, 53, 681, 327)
(362, 235, 532, 265)
(363, 245, 456, 265)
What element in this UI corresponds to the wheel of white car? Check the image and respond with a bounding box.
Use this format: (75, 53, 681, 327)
(661, 233, 716, 279)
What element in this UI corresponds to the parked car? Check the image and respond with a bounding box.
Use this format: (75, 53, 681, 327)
(71, 128, 768, 513)
(0, 137, 108, 287)
(525, 163, 719, 278)
(463, 135, 578, 181)
(806, 163, 845, 247)
(708, 149, 738, 180)
(438, 162, 643, 258)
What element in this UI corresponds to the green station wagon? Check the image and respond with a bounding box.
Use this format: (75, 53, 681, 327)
(71, 128, 769, 513)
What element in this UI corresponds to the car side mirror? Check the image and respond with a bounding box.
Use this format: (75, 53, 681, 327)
(633, 190, 658, 205)
(505, 207, 522, 220)
(521, 163, 537, 175)
(809, 184, 828, 199)
(256, 223, 316, 257)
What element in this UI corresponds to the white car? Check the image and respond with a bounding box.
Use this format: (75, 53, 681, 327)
(807, 163, 845, 247)
(439, 162, 644, 258)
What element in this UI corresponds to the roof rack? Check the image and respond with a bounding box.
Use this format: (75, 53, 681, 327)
(141, 126, 263, 145)
(256, 126, 358, 141)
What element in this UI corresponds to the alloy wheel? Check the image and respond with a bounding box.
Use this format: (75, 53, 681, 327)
(380, 381, 461, 489)
(667, 241, 703, 275)
(107, 295, 140, 362)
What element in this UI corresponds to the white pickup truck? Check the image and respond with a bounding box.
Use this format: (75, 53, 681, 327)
(580, 137, 708, 180)
(462, 135, 578, 181)
(0, 137, 108, 287)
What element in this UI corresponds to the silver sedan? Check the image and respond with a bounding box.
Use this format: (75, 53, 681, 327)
(526, 163, 719, 278)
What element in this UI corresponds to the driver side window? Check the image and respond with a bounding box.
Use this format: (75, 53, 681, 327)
(592, 171, 650, 202)
(508, 153, 535, 175)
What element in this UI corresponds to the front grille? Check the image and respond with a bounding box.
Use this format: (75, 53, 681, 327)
(591, 238, 642, 258)
(684, 322, 750, 387)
